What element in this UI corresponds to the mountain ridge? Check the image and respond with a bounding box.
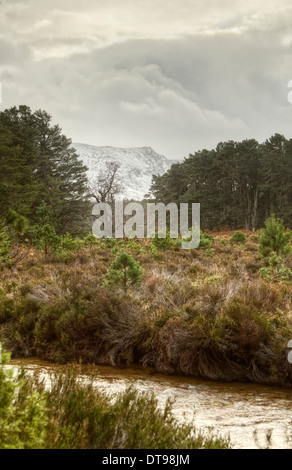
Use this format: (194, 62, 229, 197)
(73, 143, 174, 200)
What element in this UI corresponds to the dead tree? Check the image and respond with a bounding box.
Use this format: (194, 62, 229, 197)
(88, 161, 123, 203)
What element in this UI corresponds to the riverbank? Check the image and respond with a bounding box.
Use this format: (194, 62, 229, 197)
(0, 237, 292, 387)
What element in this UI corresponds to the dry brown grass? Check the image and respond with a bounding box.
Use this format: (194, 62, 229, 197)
(0, 235, 292, 386)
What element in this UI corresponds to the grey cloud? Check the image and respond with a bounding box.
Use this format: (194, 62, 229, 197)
(1, 1, 292, 158)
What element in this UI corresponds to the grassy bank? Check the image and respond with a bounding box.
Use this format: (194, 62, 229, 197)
(0, 233, 292, 387)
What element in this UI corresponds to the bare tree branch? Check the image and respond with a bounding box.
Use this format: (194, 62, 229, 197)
(87, 161, 123, 203)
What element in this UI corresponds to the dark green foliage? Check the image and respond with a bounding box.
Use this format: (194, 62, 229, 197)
(259, 255, 292, 282)
(0, 210, 30, 268)
(150, 134, 292, 231)
(33, 201, 56, 227)
(106, 252, 143, 292)
(261, 135, 292, 227)
(230, 231, 247, 245)
(0, 125, 39, 218)
(33, 224, 61, 257)
(0, 351, 48, 449)
(33, 204, 61, 257)
(259, 215, 292, 257)
(0, 228, 11, 267)
(199, 231, 214, 249)
(5, 209, 29, 236)
(0, 106, 91, 234)
(32, 203, 83, 258)
(82, 233, 99, 246)
(60, 233, 82, 252)
(150, 230, 181, 250)
(101, 238, 118, 249)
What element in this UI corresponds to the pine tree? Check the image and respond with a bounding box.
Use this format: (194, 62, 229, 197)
(259, 215, 292, 257)
(0, 126, 39, 218)
(33, 203, 60, 257)
(0, 106, 91, 234)
(149, 135, 292, 231)
(107, 252, 143, 292)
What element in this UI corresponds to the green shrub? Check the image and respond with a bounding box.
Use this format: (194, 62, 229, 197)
(33, 224, 61, 257)
(268, 254, 284, 267)
(0, 351, 48, 449)
(0, 227, 11, 267)
(5, 209, 29, 236)
(260, 258, 292, 282)
(100, 238, 118, 249)
(199, 231, 214, 250)
(126, 239, 144, 253)
(205, 248, 215, 257)
(259, 267, 273, 281)
(257, 217, 292, 283)
(150, 231, 179, 250)
(230, 231, 247, 245)
(82, 233, 99, 246)
(60, 233, 82, 252)
(106, 251, 143, 292)
(276, 265, 292, 281)
(259, 215, 292, 258)
(147, 243, 159, 259)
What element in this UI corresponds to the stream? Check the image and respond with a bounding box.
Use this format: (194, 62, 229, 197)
(8, 358, 292, 449)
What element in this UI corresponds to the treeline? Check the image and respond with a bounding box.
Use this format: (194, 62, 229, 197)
(150, 134, 292, 231)
(0, 106, 90, 234)
(2, 105, 292, 234)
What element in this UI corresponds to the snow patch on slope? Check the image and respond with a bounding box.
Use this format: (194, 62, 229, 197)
(73, 143, 173, 200)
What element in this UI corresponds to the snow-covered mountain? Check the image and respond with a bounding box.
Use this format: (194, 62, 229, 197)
(73, 143, 173, 200)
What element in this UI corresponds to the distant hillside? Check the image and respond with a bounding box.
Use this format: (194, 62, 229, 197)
(73, 143, 174, 200)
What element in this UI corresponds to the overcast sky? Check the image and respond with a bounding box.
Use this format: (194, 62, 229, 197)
(1, 0, 292, 159)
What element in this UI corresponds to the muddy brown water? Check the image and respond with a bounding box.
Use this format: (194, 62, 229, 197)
(7, 358, 292, 449)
